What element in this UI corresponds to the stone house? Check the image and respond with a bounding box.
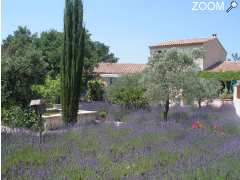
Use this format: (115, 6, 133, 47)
(94, 34, 240, 115)
(149, 34, 227, 70)
(94, 34, 229, 84)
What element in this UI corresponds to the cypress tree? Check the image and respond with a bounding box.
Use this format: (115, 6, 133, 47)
(61, 0, 85, 124)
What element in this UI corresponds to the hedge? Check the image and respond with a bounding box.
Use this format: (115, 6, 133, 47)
(198, 71, 240, 81)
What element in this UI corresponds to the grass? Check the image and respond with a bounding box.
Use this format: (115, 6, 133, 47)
(2, 146, 48, 174)
(2, 104, 240, 179)
(105, 125, 132, 138)
(223, 123, 240, 135)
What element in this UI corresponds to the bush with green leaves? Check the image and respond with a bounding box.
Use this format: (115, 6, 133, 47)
(1, 106, 38, 129)
(32, 75, 60, 104)
(106, 73, 148, 109)
(184, 73, 222, 108)
(142, 49, 196, 120)
(98, 110, 108, 119)
(1, 27, 47, 107)
(87, 79, 105, 101)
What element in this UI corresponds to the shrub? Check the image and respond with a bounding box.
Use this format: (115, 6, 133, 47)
(183, 74, 222, 108)
(32, 75, 61, 105)
(106, 74, 148, 109)
(98, 110, 108, 119)
(1, 106, 38, 129)
(87, 79, 105, 101)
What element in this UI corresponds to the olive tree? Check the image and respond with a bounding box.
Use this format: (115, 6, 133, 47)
(183, 73, 221, 108)
(142, 49, 195, 121)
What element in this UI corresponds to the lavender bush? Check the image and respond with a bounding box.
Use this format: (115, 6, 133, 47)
(2, 102, 240, 179)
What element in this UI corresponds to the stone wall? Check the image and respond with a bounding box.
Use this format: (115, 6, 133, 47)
(43, 110, 97, 130)
(203, 39, 226, 69)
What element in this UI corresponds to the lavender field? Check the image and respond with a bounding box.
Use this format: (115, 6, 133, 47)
(2, 102, 240, 180)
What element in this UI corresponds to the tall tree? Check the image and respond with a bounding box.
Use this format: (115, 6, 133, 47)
(37, 30, 63, 77)
(61, 0, 85, 124)
(1, 27, 47, 107)
(36, 29, 117, 87)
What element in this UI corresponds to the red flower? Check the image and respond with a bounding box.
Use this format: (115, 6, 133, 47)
(192, 121, 203, 129)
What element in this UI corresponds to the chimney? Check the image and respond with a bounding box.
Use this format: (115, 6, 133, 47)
(212, 33, 217, 38)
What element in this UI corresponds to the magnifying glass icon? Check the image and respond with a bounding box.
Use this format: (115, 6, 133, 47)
(226, 1, 238, 13)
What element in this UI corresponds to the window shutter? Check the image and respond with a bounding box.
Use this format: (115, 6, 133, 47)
(237, 85, 240, 99)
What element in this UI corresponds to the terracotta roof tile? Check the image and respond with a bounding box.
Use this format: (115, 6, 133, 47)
(94, 63, 147, 74)
(207, 61, 240, 72)
(150, 37, 215, 48)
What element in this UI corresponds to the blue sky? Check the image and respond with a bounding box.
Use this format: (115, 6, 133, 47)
(1, 0, 240, 63)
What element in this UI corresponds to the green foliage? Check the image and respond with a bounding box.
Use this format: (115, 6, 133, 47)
(98, 110, 107, 119)
(223, 123, 240, 135)
(98, 149, 178, 179)
(3, 145, 68, 178)
(61, 0, 85, 124)
(78, 131, 100, 154)
(2, 146, 48, 174)
(37, 30, 63, 77)
(1, 26, 47, 107)
(36, 29, 118, 83)
(32, 75, 60, 104)
(63, 130, 101, 155)
(143, 49, 196, 120)
(199, 71, 240, 81)
(107, 73, 148, 109)
(184, 73, 222, 107)
(1, 106, 38, 129)
(106, 127, 132, 139)
(58, 166, 100, 180)
(87, 79, 105, 101)
(169, 156, 240, 180)
(1, 24, 118, 107)
(110, 137, 144, 159)
(63, 130, 81, 141)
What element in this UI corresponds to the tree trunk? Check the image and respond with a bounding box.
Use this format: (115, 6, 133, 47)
(198, 99, 202, 108)
(163, 98, 169, 121)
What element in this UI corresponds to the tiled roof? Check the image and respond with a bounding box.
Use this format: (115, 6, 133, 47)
(94, 63, 147, 74)
(207, 61, 240, 72)
(150, 37, 215, 48)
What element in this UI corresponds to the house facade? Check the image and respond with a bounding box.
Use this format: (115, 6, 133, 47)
(94, 34, 240, 116)
(94, 34, 228, 84)
(149, 34, 227, 70)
